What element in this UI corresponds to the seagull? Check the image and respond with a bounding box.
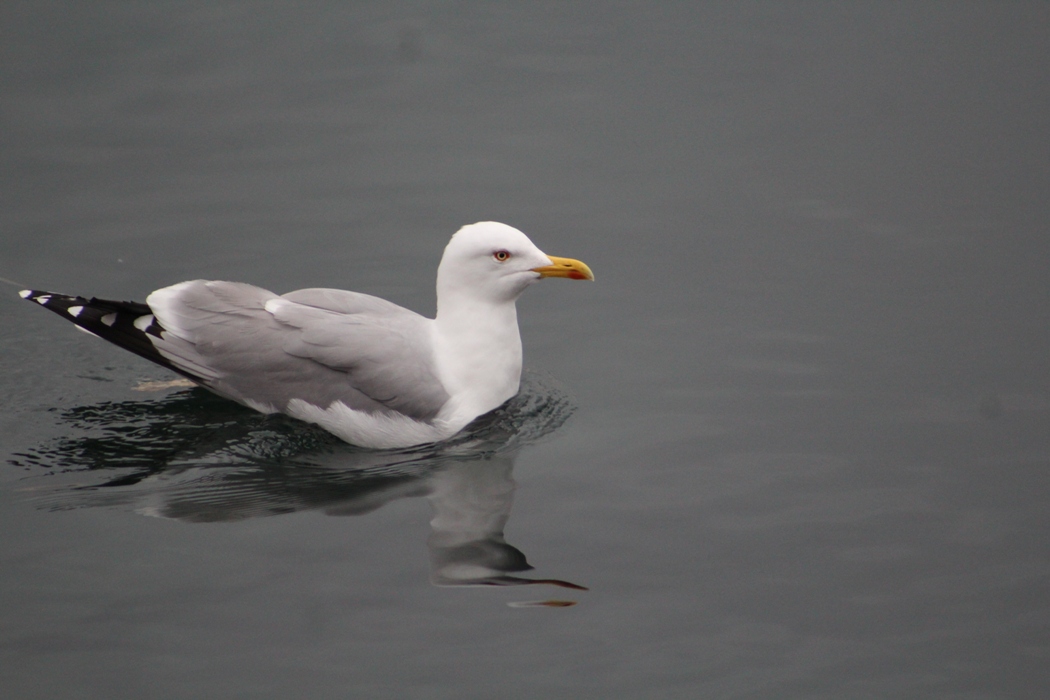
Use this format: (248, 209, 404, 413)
(20, 222, 593, 449)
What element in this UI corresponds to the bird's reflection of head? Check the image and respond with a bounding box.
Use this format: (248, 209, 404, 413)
(426, 456, 586, 590)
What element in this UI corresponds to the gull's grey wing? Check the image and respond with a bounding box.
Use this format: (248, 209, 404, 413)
(269, 288, 451, 418)
(281, 287, 412, 316)
(145, 281, 450, 420)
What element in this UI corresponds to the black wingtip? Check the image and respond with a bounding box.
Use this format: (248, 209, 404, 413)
(20, 289, 62, 303)
(21, 289, 203, 383)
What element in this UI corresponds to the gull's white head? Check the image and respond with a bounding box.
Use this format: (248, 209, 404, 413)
(437, 222, 593, 306)
(432, 221, 593, 421)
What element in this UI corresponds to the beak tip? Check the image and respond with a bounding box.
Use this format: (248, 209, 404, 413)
(533, 255, 594, 281)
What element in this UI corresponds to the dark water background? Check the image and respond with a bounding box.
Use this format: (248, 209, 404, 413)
(3, 2, 1050, 698)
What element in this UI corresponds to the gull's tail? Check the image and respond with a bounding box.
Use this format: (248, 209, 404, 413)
(18, 289, 199, 382)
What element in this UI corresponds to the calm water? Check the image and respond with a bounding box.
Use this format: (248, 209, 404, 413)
(3, 2, 1050, 698)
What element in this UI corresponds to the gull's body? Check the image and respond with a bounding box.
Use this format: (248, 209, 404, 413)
(20, 222, 593, 449)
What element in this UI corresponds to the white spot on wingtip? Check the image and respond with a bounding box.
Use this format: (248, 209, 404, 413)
(74, 325, 100, 338)
(35, 295, 52, 305)
(133, 314, 154, 332)
(67, 305, 84, 317)
(101, 313, 116, 326)
(19, 289, 33, 299)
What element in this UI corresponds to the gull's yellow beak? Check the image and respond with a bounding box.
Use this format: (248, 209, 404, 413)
(532, 255, 595, 281)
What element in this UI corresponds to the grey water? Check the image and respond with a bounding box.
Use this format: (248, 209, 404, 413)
(2, 2, 1050, 698)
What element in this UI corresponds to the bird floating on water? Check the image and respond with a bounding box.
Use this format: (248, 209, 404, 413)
(20, 222, 593, 449)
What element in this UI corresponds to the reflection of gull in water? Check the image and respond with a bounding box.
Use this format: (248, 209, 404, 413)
(13, 372, 586, 594)
(427, 458, 585, 590)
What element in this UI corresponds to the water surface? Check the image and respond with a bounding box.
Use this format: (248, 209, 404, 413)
(3, 2, 1049, 698)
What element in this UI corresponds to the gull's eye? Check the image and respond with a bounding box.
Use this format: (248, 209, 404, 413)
(493, 250, 511, 262)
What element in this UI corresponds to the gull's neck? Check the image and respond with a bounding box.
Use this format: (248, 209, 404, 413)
(432, 287, 523, 423)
